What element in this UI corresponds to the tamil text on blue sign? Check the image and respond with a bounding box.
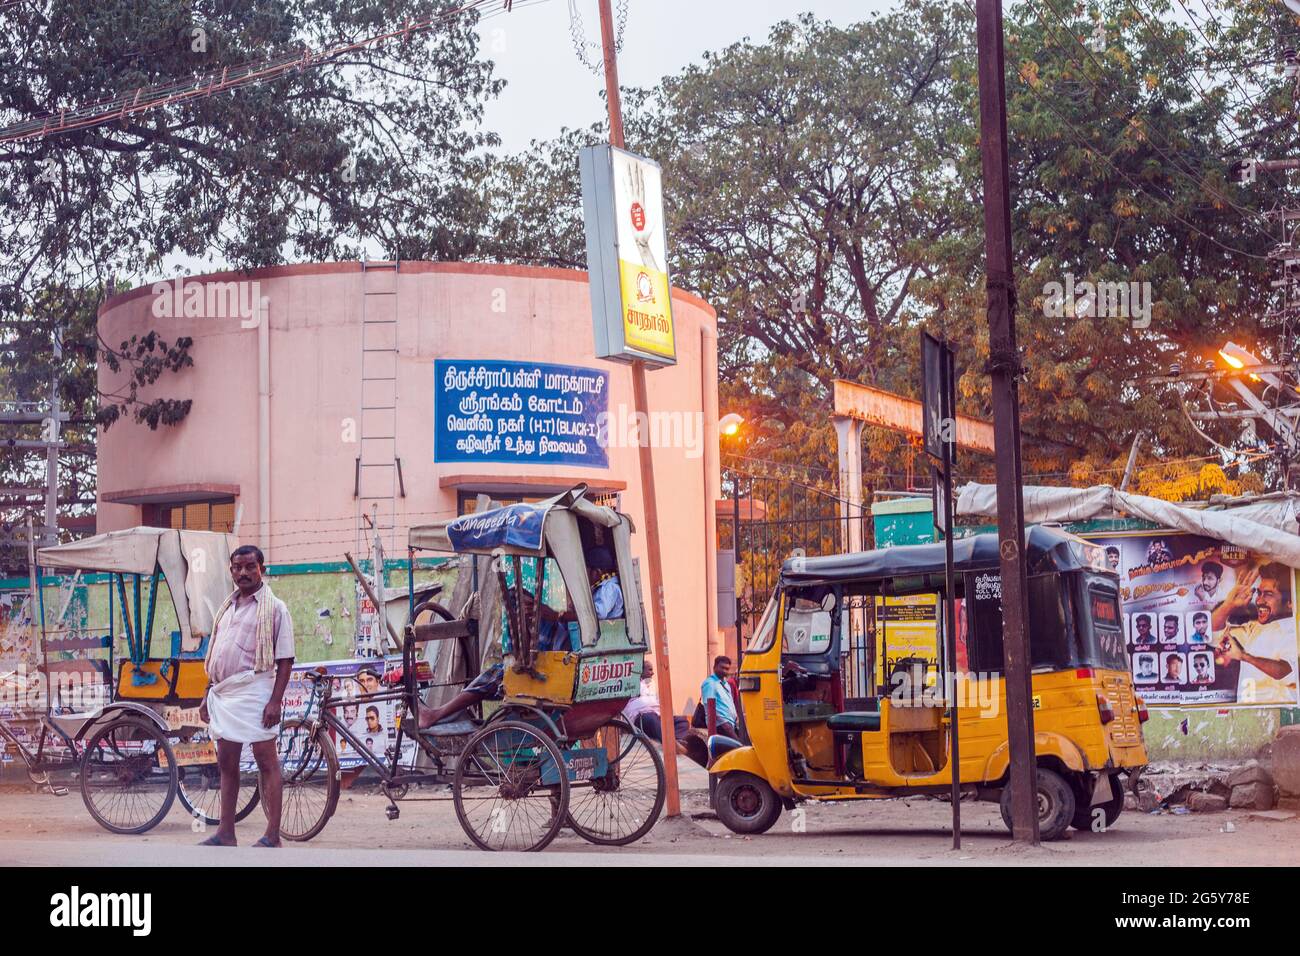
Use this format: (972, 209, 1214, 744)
(434, 360, 609, 467)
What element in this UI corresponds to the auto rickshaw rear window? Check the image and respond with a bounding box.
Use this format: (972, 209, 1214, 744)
(964, 571, 1071, 673)
(1078, 576, 1129, 670)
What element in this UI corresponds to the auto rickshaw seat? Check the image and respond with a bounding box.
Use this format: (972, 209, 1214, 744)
(825, 710, 881, 733)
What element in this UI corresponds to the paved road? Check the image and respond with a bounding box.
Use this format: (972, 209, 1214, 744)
(2, 838, 885, 867)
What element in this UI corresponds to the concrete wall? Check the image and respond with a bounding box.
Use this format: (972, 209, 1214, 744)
(95, 262, 720, 709)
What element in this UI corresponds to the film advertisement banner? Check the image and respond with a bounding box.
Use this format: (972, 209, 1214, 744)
(1087, 532, 1300, 708)
(278, 658, 417, 771)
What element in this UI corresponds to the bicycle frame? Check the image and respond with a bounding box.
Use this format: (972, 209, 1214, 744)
(290, 673, 461, 790)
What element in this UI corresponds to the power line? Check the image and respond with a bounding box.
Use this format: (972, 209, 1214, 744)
(965, 0, 1269, 261)
(1125, 0, 1285, 190)
(0, 0, 534, 145)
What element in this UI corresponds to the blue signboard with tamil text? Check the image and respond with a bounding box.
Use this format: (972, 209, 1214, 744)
(434, 360, 609, 468)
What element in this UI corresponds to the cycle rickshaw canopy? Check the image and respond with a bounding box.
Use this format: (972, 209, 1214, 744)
(37, 527, 238, 653)
(407, 484, 647, 654)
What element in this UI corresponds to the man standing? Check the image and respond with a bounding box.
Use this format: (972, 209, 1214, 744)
(701, 655, 740, 740)
(1212, 562, 1298, 704)
(199, 545, 295, 847)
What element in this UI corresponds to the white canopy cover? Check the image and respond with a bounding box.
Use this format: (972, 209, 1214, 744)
(956, 483, 1300, 567)
(38, 528, 237, 648)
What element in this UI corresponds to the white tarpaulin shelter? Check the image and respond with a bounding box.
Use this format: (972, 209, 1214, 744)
(956, 483, 1300, 567)
(37, 528, 237, 649)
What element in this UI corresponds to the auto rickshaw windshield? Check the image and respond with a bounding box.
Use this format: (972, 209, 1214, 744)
(746, 592, 780, 654)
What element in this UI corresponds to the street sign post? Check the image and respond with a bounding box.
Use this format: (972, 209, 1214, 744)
(921, 331, 961, 849)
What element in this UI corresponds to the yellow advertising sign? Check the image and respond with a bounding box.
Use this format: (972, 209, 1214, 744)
(618, 259, 674, 358)
(580, 145, 677, 366)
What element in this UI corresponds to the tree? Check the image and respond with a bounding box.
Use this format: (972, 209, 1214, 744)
(0, 0, 504, 528)
(481, 1, 1293, 496)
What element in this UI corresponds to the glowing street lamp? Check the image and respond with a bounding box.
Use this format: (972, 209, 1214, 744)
(1218, 341, 1259, 370)
(719, 412, 744, 437)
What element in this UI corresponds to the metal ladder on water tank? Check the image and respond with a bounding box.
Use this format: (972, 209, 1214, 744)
(355, 260, 403, 557)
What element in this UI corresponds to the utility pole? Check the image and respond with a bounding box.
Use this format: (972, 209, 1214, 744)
(0, 328, 66, 553)
(596, 0, 682, 818)
(974, 0, 1038, 844)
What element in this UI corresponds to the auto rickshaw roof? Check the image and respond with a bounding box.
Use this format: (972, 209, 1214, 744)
(779, 525, 1110, 586)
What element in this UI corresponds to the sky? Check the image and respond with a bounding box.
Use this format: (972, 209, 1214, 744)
(163, 0, 900, 275)
(474, 0, 899, 153)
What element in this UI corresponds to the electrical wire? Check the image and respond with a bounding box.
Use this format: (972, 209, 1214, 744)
(1125, 0, 1286, 190)
(0, 0, 540, 145)
(963, 0, 1270, 260)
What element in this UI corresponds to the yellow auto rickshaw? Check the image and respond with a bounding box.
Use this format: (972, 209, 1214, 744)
(709, 525, 1149, 840)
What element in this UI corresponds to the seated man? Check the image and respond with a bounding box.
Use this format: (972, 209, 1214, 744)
(622, 658, 708, 766)
(416, 546, 625, 730)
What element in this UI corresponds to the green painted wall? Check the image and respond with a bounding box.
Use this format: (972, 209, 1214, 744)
(11, 558, 459, 666)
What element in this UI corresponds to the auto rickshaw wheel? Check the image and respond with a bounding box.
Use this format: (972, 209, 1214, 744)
(715, 771, 782, 835)
(1070, 774, 1124, 832)
(999, 766, 1075, 841)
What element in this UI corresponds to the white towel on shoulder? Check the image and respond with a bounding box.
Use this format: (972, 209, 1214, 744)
(206, 669, 278, 744)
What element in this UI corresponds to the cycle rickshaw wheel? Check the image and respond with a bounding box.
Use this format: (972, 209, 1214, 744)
(79, 718, 178, 835)
(453, 720, 570, 852)
(276, 718, 340, 842)
(564, 717, 665, 845)
(176, 760, 260, 826)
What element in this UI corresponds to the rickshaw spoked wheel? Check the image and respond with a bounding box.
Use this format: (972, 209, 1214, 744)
(176, 759, 261, 827)
(564, 718, 665, 846)
(452, 720, 570, 852)
(79, 718, 178, 835)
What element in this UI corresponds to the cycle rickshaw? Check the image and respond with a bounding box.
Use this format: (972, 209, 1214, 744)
(275, 484, 667, 851)
(0, 528, 257, 833)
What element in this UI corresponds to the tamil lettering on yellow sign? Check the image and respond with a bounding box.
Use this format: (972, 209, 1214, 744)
(612, 150, 674, 360)
(580, 144, 677, 366)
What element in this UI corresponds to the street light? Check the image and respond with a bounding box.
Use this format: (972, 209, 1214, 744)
(719, 412, 744, 437)
(1218, 341, 1259, 370)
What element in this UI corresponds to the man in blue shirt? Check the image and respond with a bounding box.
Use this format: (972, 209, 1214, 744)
(701, 655, 739, 739)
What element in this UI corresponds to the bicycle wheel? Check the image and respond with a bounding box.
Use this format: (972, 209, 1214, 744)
(565, 718, 665, 845)
(79, 718, 178, 835)
(276, 718, 340, 842)
(176, 759, 260, 826)
(453, 720, 569, 852)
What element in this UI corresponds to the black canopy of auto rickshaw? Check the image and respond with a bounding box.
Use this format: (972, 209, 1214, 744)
(778, 525, 1105, 587)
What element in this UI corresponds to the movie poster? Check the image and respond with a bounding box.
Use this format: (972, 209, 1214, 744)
(1087, 532, 1300, 708)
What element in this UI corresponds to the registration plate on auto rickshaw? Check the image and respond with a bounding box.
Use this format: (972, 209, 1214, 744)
(158, 740, 218, 767)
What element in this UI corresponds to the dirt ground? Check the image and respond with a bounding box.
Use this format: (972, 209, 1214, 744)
(3, 769, 1299, 865)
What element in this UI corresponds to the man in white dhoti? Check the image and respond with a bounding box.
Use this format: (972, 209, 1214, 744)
(198, 545, 295, 847)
